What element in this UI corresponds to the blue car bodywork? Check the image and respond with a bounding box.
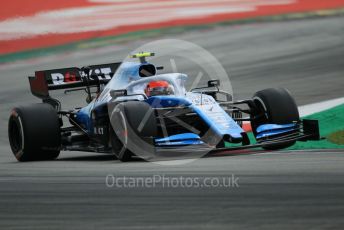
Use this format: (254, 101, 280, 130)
(74, 60, 298, 148)
(25, 53, 319, 158)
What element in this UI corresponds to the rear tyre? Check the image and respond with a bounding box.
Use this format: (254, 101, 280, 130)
(109, 101, 157, 162)
(8, 103, 61, 161)
(251, 88, 299, 150)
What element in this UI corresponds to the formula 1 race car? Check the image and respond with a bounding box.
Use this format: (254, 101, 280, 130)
(8, 52, 320, 162)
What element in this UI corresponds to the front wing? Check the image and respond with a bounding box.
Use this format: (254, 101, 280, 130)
(211, 119, 320, 153)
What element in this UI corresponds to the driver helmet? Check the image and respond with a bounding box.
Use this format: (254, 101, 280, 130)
(145, 81, 174, 97)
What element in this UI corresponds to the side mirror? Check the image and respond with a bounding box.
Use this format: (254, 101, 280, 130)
(110, 89, 127, 99)
(81, 66, 91, 76)
(208, 80, 220, 87)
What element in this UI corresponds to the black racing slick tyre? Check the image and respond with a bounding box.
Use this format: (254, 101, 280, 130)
(8, 103, 61, 162)
(110, 101, 157, 162)
(251, 88, 299, 150)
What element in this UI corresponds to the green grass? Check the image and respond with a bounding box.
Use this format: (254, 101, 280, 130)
(288, 103, 344, 150)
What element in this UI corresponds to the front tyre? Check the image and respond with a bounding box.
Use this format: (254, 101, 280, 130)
(8, 104, 61, 161)
(109, 109, 133, 162)
(251, 88, 299, 150)
(109, 101, 157, 162)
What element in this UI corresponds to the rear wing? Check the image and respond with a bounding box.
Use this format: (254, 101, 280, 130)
(29, 62, 121, 99)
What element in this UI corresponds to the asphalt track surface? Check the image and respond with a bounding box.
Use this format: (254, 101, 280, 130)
(0, 17, 344, 229)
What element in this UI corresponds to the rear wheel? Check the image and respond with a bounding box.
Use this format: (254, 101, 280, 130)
(109, 101, 157, 162)
(8, 103, 61, 161)
(251, 88, 299, 150)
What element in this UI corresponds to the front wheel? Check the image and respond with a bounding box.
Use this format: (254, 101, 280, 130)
(109, 101, 157, 162)
(251, 88, 299, 150)
(109, 110, 133, 162)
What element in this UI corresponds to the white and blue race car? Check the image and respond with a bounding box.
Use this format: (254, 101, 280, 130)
(8, 52, 320, 162)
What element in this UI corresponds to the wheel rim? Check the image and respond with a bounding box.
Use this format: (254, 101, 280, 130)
(251, 97, 269, 136)
(8, 116, 24, 155)
(253, 97, 268, 120)
(119, 111, 128, 146)
(110, 107, 129, 159)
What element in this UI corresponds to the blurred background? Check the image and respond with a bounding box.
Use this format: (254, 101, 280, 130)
(0, 1, 344, 229)
(1, 0, 344, 55)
